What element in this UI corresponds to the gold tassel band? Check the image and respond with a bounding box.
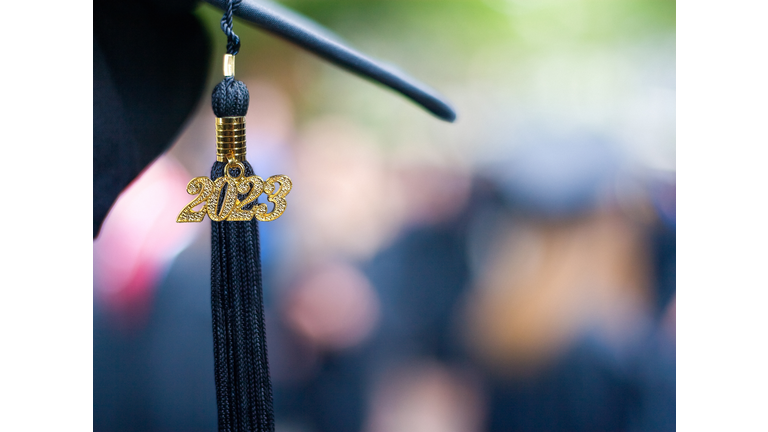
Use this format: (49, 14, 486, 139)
(216, 116, 246, 162)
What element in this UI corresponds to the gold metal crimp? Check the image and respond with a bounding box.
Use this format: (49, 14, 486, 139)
(223, 54, 235, 77)
(216, 116, 246, 162)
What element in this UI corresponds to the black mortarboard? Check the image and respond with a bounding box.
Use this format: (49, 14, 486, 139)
(94, 0, 456, 237)
(94, 1, 455, 430)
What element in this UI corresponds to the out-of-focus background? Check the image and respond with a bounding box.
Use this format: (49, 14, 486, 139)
(94, 0, 675, 431)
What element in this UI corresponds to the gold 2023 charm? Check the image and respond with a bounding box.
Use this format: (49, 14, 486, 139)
(177, 160, 292, 223)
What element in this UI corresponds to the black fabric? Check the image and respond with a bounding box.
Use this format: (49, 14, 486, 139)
(210, 160, 275, 432)
(93, 0, 210, 237)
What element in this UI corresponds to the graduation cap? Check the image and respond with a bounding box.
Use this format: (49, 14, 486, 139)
(94, 0, 455, 430)
(94, 0, 456, 237)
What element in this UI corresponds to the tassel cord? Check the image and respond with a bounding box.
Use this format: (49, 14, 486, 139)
(211, 223, 231, 431)
(220, 0, 242, 55)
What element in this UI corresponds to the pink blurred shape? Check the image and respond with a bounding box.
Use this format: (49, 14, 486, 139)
(284, 262, 381, 350)
(93, 156, 201, 329)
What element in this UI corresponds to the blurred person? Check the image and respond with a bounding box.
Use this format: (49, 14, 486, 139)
(266, 261, 381, 432)
(93, 156, 201, 329)
(93, 156, 216, 432)
(288, 116, 406, 262)
(461, 133, 675, 432)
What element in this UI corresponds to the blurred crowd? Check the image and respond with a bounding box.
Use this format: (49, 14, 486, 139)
(94, 1, 675, 431)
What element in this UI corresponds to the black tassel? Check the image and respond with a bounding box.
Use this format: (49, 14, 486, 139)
(209, 75, 274, 432)
(186, 3, 276, 429)
(210, 163, 274, 432)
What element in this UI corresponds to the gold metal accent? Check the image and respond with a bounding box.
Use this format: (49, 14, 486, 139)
(223, 54, 235, 77)
(216, 117, 246, 162)
(178, 160, 292, 223)
(254, 175, 292, 222)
